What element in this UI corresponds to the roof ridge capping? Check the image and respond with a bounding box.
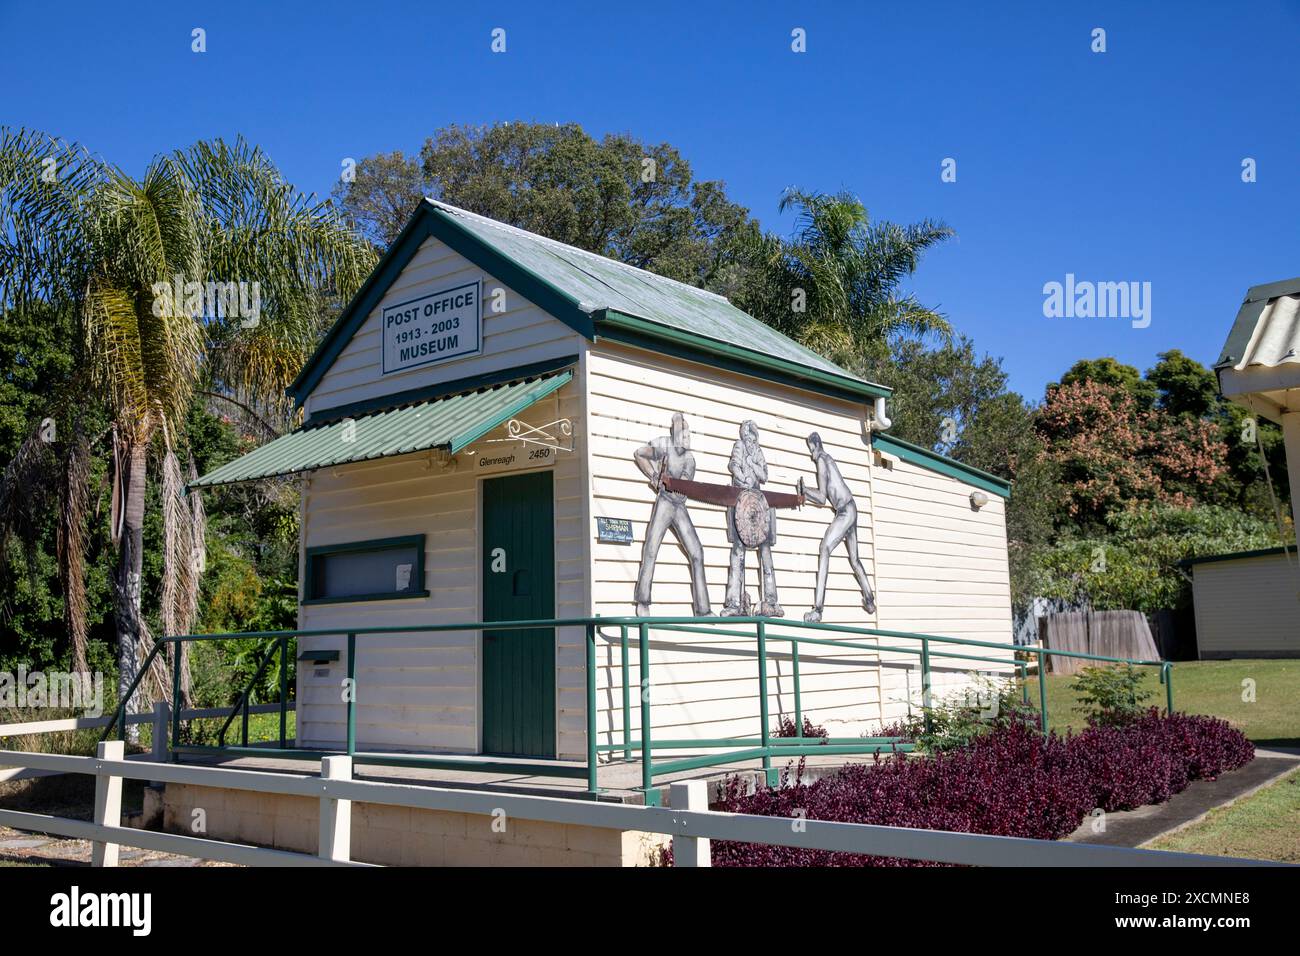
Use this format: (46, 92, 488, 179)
(424, 198, 735, 305)
(1243, 275, 1300, 304)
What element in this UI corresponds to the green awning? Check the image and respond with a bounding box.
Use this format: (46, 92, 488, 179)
(191, 371, 571, 489)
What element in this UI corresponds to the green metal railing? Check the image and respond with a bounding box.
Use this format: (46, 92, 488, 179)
(101, 615, 1174, 806)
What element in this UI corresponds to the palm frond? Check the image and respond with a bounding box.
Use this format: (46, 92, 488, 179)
(0, 127, 100, 313)
(172, 136, 376, 416)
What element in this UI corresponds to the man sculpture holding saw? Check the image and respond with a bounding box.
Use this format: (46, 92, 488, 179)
(633, 412, 711, 616)
(797, 431, 877, 622)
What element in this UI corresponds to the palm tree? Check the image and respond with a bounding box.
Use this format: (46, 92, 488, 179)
(0, 128, 375, 728)
(737, 188, 954, 369)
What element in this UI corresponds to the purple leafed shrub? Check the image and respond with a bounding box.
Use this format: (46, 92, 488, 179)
(1128, 710, 1255, 781)
(702, 710, 1252, 867)
(773, 715, 829, 739)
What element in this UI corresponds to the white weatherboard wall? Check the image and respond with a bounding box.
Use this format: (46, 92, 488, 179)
(587, 343, 885, 746)
(585, 342, 1015, 751)
(870, 454, 1014, 722)
(304, 234, 582, 420)
(1191, 553, 1300, 659)
(294, 232, 589, 757)
(296, 384, 586, 754)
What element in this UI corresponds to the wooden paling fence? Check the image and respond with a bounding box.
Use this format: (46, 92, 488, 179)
(1039, 611, 1161, 675)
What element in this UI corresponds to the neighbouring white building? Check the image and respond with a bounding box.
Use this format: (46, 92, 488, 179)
(1198, 277, 1300, 658)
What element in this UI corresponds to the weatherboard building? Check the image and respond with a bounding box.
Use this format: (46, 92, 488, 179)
(193, 199, 1015, 769)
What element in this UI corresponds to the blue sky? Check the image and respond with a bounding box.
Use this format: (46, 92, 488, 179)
(3, 0, 1298, 401)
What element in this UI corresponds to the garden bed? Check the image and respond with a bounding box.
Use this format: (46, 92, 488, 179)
(688, 710, 1254, 866)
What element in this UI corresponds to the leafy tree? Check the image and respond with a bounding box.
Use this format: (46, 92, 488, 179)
(1145, 350, 1289, 520)
(0, 128, 373, 725)
(1146, 349, 1218, 419)
(863, 337, 1007, 449)
(1048, 351, 1289, 525)
(1022, 503, 1280, 612)
(862, 336, 1057, 606)
(329, 150, 424, 248)
(420, 123, 754, 289)
(736, 189, 953, 368)
(1035, 378, 1227, 529)
(1054, 357, 1157, 409)
(334, 123, 757, 291)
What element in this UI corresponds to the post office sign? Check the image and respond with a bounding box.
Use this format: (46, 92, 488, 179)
(382, 280, 482, 375)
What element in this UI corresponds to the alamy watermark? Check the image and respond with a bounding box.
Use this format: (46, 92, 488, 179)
(151, 274, 262, 327)
(0, 667, 104, 717)
(1042, 274, 1151, 329)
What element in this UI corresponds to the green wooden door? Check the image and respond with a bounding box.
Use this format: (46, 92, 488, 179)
(481, 470, 556, 758)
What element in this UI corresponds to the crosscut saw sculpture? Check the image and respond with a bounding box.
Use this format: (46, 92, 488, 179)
(659, 473, 804, 548)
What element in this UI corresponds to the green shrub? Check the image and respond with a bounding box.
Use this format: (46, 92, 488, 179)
(1071, 665, 1153, 727)
(888, 674, 1032, 753)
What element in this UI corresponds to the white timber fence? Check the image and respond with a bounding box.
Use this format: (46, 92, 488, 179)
(0, 719, 1279, 868)
(0, 700, 293, 776)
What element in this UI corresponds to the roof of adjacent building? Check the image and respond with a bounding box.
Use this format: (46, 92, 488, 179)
(287, 198, 890, 410)
(872, 433, 1011, 499)
(1214, 277, 1300, 421)
(1177, 544, 1296, 568)
(1216, 276, 1300, 373)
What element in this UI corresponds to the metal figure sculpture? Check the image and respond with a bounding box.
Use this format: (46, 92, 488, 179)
(633, 413, 711, 615)
(723, 421, 783, 617)
(797, 431, 877, 622)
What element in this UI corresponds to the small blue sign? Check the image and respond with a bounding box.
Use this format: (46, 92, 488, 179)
(596, 517, 634, 544)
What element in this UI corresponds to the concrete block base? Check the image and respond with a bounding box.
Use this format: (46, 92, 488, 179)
(161, 782, 667, 866)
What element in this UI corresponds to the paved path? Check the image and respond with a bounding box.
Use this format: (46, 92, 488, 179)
(1065, 753, 1300, 848)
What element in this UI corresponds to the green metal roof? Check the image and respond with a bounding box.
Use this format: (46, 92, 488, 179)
(287, 200, 888, 409)
(872, 433, 1012, 499)
(425, 200, 867, 383)
(192, 371, 570, 488)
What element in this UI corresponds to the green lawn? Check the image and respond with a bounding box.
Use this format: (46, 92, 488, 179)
(181, 710, 297, 747)
(1147, 767, 1300, 862)
(1020, 659, 1300, 747)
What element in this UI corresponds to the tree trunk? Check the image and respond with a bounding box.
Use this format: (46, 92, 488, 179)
(114, 441, 148, 744)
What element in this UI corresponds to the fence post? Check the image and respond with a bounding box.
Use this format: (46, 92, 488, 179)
(620, 625, 631, 760)
(92, 739, 124, 867)
(586, 623, 599, 795)
(171, 642, 182, 759)
(639, 622, 654, 804)
(757, 621, 772, 783)
(318, 755, 352, 863)
(669, 779, 710, 867)
(920, 637, 933, 736)
(346, 632, 357, 756)
(1037, 649, 1049, 735)
(791, 639, 802, 738)
(151, 701, 169, 764)
(279, 636, 288, 749)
